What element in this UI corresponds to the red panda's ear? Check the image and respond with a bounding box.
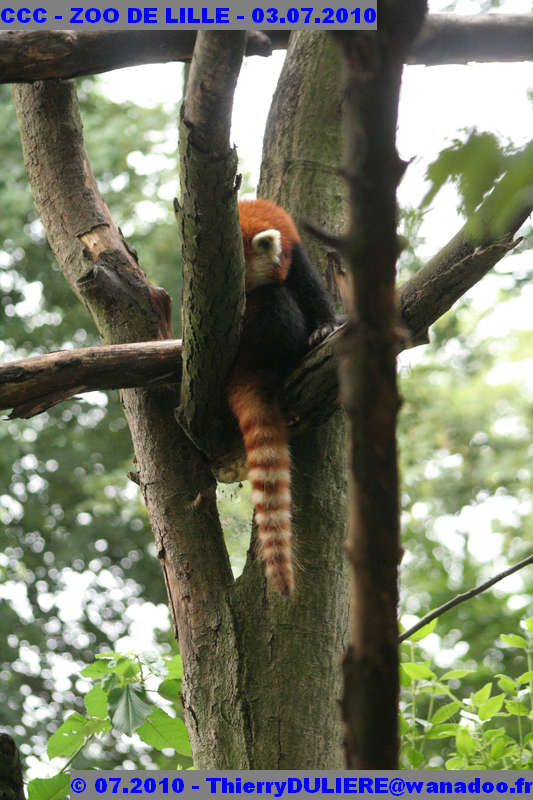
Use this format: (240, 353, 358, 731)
(251, 229, 282, 265)
(238, 199, 300, 253)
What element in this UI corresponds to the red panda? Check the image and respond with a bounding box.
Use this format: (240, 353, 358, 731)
(227, 199, 336, 596)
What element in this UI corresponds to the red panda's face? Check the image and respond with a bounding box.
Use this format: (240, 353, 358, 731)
(238, 199, 300, 292)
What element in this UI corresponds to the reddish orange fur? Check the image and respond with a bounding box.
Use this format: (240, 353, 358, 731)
(227, 369, 294, 596)
(239, 199, 300, 282)
(226, 199, 302, 596)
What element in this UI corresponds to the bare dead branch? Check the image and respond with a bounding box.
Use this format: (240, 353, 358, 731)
(176, 32, 246, 460)
(1, 16, 532, 85)
(335, 0, 427, 770)
(0, 340, 182, 418)
(400, 553, 533, 643)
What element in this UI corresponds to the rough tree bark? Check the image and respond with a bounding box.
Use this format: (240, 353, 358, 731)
(256, 30, 350, 766)
(176, 31, 246, 460)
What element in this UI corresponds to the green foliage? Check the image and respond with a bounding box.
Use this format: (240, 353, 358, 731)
(26, 651, 192, 800)
(422, 130, 533, 238)
(401, 617, 533, 769)
(422, 131, 505, 216)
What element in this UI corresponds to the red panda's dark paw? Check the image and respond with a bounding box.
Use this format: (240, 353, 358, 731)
(308, 322, 337, 349)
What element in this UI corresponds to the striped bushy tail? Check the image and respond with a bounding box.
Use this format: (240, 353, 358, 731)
(227, 373, 294, 596)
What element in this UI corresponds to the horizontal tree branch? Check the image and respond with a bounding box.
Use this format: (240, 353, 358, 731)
(408, 14, 533, 65)
(0, 30, 277, 83)
(1, 16, 532, 85)
(0, 340, 182, 418)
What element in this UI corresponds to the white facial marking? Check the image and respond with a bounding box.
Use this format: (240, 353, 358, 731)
(247, 229, 283, 290)
(251, 229, 282, 264)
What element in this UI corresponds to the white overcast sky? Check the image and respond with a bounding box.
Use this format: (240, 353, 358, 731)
(101, 0, 533, 254)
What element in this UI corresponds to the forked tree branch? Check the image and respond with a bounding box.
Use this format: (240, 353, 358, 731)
(400, 553, 533, 643)
(1, 16, 532, 84)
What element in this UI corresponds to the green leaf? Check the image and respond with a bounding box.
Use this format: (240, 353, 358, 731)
(399, 665, 412, 687)
(114, 656, 139, 680)
(138, 707, 192, 756)
(441, 669, 471, 680)
(517, 671, 533, 684)
(158, 678, 181, 702)
(47, 713, 87, 759)
(84, 685, 108, 719)
(28, 774, 70, 800)
(456, 726, 476, 756)
(112, 685, 153, 736)
(431, 701, 461, 725)
(426, 723, 459, 739)
(445, 756, 466, 769)
(483, 728, 506, 742)
(139, 652, 167, 678)
(81, 660, 111, 679)
(402, 662, 435, 680)
(505, 700, 528, 716)
(406, 747, 423, 768)
(524, 617, 533, 634)
(165, 653, 183, 680)
(478, 693, 504, 721)
(422, 131, 506, 218)
(496, 674, 517, 695)
(490, 737, 507, 760)
(407, 618, 437, 642)
(472, 682, 492, 707)
(501, 634, 527, 649)
(398, 714, 409, 735)
(47, 713, 106, 759)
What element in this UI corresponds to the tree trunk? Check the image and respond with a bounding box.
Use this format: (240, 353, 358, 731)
(256, 31, 349, 766)
(13, 34, 349, 769)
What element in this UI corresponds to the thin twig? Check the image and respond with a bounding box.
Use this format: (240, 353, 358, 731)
(400, 553, 533, 642)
